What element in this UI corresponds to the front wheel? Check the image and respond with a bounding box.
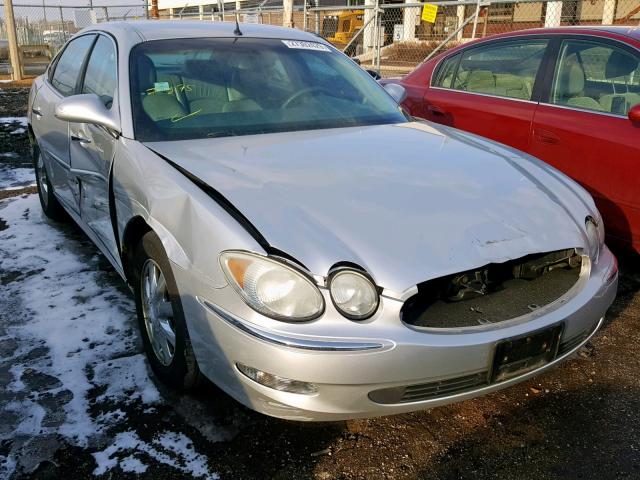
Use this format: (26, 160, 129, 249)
(34, 147, 66, 220)
(133, 231, 201, 390)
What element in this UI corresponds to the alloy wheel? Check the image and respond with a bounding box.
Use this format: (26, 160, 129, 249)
(140, 259, 177, 366)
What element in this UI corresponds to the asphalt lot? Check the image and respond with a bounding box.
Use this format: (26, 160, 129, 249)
(1, 87, 639, 480)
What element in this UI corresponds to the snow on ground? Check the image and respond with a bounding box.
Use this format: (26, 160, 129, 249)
(93, 430, 218, 479)
(0, 165, 35, 190)
(0, 194, 223, 478)
(0, 117, 28, 126)
(0, 116, 33, 190)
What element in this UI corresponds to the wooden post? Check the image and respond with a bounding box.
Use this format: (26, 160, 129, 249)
(3, 0, 23, 81)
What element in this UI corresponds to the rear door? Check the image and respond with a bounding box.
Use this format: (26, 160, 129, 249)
(69, 33, 120, 264)
(31, 34, 96, 213)
(530, 36, 640, 251)
(423, 37, 551, 152)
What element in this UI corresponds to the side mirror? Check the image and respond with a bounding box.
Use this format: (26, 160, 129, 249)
(383, 83, 407, 104)
(365, 69, 381, 81)
(629, 103, 640, 124)
(55, 94, 120, 133)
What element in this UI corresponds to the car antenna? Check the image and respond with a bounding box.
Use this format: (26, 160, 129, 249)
(234, 13, 243, 36)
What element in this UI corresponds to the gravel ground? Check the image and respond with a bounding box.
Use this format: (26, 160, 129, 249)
(1, 87, 639, 480)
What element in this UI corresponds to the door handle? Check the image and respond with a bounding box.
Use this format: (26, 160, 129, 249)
(31, 106, 43, 118)
(71, 134, 91, 145)
(534, 128, 559, 144)
(427, 104, 447, 115)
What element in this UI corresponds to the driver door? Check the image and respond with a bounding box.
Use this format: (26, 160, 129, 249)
(69, 34, 121, 265)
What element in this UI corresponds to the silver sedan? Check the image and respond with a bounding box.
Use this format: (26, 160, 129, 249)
(28, 20, 618, 421)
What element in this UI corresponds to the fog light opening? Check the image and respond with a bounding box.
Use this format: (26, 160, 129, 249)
(236, 363, 319, 395)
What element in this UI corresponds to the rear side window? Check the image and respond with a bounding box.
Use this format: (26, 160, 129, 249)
(449, 39, 548, 101)
(433, 53, 460, 88)
(550, 39, 640, 116)
(81, 36, 118, 109)
(51, 35, 96, 96)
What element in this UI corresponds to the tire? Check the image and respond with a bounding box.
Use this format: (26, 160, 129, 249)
(34, 145, 66, 221)
(133, 231, 201, 390)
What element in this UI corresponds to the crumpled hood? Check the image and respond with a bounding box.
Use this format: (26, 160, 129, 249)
(146, 121, 593, 294)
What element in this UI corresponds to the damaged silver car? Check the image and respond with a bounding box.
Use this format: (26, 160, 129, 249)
(28, 21, 618, 421)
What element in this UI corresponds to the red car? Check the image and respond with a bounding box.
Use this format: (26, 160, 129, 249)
(385, 26, 640, 253)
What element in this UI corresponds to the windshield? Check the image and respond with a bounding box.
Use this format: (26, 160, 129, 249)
(129, 37, 406, 141)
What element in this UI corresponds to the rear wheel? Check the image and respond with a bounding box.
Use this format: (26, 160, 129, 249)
(133, 231, 201, 390)
(34, 147, 65, 220)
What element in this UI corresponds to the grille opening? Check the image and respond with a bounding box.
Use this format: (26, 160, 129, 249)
(401, 249, 583, 329)
(369, 372, 489, 404)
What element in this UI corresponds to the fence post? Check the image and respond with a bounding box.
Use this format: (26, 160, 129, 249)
(471, 0, 481, 39)
(3, 0, 23, 81)
(59, 6, 66, 39)
(303, 0, 307, 31)
(456, 3, 465, 40)
(375, 5, 382, 73)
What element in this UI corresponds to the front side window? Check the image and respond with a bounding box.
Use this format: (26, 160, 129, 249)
(82, 35, 118, 109)
(129, 38, 406, 141)
(51, 34, 96, 96)
(550, 39, 640, 115)
(450, 39, 548, 101)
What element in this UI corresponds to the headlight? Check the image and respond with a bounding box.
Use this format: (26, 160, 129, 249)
(329, 269, 379, 320)
(220, 251, 324, 321)
(585, 216, 601, 262)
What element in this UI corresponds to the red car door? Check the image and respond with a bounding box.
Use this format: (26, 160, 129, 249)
(421, 37, 551, 152)
(529, 36, 640, 252)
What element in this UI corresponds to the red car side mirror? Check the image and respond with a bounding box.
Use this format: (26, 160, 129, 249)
(629, 104, 640, 124)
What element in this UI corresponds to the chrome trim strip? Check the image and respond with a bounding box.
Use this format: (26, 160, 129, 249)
(198, 298, 390, 352)
(538, 101, 631, 119)
(428, 86, 539, 105)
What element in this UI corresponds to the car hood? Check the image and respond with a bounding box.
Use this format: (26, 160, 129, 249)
(145, 121, 593, 295)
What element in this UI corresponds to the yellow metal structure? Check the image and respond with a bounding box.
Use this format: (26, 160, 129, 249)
(325, 10, 364, 49)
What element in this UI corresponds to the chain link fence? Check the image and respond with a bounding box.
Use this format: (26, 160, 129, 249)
(1, 0, 639, 77)
(0, 2, 147, 75)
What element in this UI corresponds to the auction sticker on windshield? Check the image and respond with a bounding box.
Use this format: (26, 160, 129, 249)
(282, 40, 331, 52)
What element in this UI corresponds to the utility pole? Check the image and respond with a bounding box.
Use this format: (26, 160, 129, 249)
(3, 0, 23, 81)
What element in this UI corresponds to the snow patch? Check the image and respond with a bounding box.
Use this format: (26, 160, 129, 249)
(93, 430, 217, 479)
(0, 165, 35, 190)
(0, 116, 28, 126)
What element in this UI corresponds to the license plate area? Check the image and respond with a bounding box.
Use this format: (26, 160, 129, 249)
(492, 324, 563, 383)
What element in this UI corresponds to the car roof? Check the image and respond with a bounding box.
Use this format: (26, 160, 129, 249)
(81, 20, 324, 46)
(480, 25, 640, 43)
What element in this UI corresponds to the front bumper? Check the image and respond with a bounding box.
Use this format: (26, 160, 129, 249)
(176, 247, 618, 421)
